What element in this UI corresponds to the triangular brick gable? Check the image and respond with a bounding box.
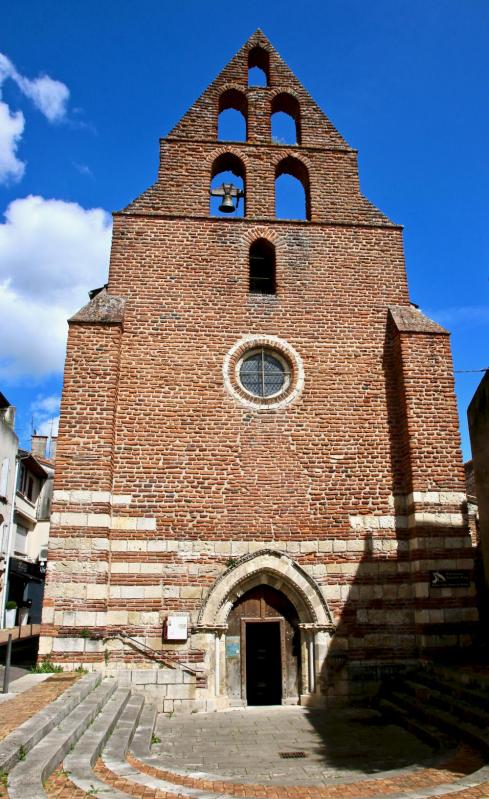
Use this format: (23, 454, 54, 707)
(168, 29, 350, 149)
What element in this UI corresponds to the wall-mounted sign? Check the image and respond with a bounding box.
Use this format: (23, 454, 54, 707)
(165, 615, 188, 640)
(430, 570, 470, 588)
(225, 636, 240, 658)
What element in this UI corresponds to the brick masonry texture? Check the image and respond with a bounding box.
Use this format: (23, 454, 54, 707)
(40, 30, 479, 707)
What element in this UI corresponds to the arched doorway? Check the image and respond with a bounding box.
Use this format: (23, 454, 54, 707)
(196, 549, 335, 707)
(226, 585, 300, 705)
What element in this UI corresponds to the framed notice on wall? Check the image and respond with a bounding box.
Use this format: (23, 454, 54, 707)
(164, 615, 188, 640)
(430, 570, 470, 588)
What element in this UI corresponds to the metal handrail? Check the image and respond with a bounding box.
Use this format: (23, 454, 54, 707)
(91, 630, 203, 676)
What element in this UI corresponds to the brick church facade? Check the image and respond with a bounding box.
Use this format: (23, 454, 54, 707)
(40, 31, 478, 712)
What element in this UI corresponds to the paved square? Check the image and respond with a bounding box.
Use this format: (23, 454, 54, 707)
(154, 706, 441, 786)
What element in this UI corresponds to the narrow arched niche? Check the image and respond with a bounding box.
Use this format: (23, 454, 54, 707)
(248, 46, 270, 87)
(275, 156, 310, 221)
(249, 239, 276, 295)
(218, 89, 248, 142)
(210, 153, 246, 217)
(271, 93, 301, 145)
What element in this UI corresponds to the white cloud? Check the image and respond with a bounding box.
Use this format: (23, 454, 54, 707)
(31, 395, 61, 415)
(30, 395, 60, 440)
(0, 52, 69, 122)
(16, 75, 69, 123)
(0, 100, 25, 183)
(0, 195, 112, 382)
(73, 161, 93, 177)
(0, 52, 70, 185)
(36, 415, 60, 437)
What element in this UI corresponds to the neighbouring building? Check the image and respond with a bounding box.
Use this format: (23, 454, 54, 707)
(468, 371, 489, 590)
(0, 393, 18, 624)
(5, 437, 54, 626)
(40, 31, 478, 712)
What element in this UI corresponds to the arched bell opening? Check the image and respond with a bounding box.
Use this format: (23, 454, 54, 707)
(248, 46, 270, 87)
(225, 585, 301, 706)
(271, 93, 301, 145)
(217, 89, 248, 142)
(210, 153, 246, 217)
(275, 155, 311, 221)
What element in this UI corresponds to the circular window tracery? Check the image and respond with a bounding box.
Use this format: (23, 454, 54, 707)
(223, 335, 304, 410)
(238, 348, 290, 398)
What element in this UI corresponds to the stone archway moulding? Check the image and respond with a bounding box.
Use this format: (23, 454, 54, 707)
(196, 549, 334, 630)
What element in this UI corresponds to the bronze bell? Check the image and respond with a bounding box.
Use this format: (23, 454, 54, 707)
(210, 182, 244, 214)
(219, 186, 237, 213)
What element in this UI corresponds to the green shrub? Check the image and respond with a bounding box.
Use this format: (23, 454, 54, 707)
(5, 600, 17, 610)
(30, 660, 63, 673)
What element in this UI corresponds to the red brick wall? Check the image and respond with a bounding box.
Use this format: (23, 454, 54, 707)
(40, 31, 478, 690)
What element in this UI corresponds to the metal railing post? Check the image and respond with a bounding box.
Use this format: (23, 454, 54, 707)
(2, 633, 12, 694)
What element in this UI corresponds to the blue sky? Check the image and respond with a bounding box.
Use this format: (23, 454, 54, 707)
(1, 0, 488, 459)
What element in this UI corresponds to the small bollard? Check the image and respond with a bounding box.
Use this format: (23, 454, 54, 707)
(2, 633, 12, 694)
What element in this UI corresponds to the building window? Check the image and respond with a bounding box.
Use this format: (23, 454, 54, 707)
(14, 525, 28, 555)
(0, 458, 9, 500)
(248, 46, 269, 87)
(224, 335, 304, 411)
(239, 349, 290, 398)
(249, 239, 276, 294)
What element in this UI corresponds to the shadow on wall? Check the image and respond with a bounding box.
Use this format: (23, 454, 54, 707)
(319, 532, 417, 705)
(303, 530, 454, 773)
(308, 317, 480, 769)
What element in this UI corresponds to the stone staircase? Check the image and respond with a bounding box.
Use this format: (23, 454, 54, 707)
(0, 664, 488, 798)
(378, 661, 489, 756)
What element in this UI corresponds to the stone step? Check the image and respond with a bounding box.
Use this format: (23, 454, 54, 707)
(387, 688, 489, 755)
(129, 699, 157, 758)
(378, 696, 454, 751)
(0, 672, 101, 772)
(101, 697, 225, 799)
(412, 668, 489, 709)
(426, 663, 489, 696)
(63, 687, 132, 798)
(104, 692, 144, 763)
(7, 677, 118, 799)
(402, 678, 489, 730)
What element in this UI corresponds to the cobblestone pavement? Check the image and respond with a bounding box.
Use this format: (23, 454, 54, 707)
(153, 706, 449, 785)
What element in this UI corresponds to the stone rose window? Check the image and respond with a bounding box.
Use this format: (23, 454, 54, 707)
(223, 335, 304, 410)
